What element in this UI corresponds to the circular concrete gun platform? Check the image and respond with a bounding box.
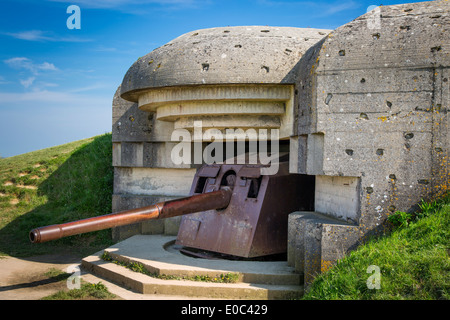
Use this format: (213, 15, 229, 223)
(81, 235, 303, 299)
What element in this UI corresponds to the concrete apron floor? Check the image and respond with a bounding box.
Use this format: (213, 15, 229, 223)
(81, 235, 303, 300)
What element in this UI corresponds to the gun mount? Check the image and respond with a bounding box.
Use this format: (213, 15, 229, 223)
(29, 188, 232, 244)
(30, 158, 314, 258)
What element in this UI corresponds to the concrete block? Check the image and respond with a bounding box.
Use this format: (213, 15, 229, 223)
(316, 4, 449, 72)
(315, 69, 433, 95)
(112, 86, 154, 143)
(302, 212, 359, 287)
(304, 219, 322, 286)
(112, 142, 121, 167)
(113, 141, 195, 169)
(112, 85, 177, 144)
(320, 224, 360, 270)
(121, 142, 144, 167)
(289, 136, 299, 174)
(319, 90, 433, 115)
(315, 175, 361, 224)
(113, 167, 196, 197)
(287, 212, 316, 271)
(306, 133, 324, 175)
(288, 211, 360, 286)
(321, 130, 436, 178)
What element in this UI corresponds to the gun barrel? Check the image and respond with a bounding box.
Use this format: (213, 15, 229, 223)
(29, 187, 232, 244)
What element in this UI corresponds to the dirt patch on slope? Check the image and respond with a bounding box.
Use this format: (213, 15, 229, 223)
(0, 254, 82, 300)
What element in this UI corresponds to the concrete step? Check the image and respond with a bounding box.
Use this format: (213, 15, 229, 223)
(81, 235, 303, 300)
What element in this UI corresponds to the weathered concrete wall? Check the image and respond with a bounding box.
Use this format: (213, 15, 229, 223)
(111, 2, 448, 285)
(112, 86, 197, 240)
(113, 27, 332, 241)
(114, 167, 195, 196)
(135, 84, 296, 139)
(287, 1, 449, 285)
(315, 175, 361, 224)
(287, 211, 360, 286)
(291, 1, 449, 233)
(120, 27, 330, 100)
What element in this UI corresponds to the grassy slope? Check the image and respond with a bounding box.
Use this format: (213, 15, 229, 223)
(303, 196, 449, 300)
(0, 134, 115, 257)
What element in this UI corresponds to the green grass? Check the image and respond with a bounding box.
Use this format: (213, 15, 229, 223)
(303, 194, 450, 300)
(36, 268, 117, 300)
(42, 275, 119, 300)
(0, 133, 115, 257)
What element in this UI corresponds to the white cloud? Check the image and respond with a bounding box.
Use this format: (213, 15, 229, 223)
(38, 62, 58, 71)
(4, 30, 92, 42)
(4, 57, 58, 75)
(20, 77, 36, 88)
(4, 57, 31, 69)
(4, 57, 61, 89)
(6, 30, 49, 41)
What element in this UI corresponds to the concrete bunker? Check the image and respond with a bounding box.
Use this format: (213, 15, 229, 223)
(112, 26, 332, 244)
(101, 1, 449, 285)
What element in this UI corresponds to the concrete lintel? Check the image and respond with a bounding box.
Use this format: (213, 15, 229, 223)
(113, 167, 196, 197)
(138, 84, 293, 110)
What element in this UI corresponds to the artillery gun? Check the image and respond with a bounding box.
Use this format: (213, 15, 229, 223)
(30, 157, 314, 258)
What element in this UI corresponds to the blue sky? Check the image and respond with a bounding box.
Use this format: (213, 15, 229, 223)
(0, 0, 429, 157)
